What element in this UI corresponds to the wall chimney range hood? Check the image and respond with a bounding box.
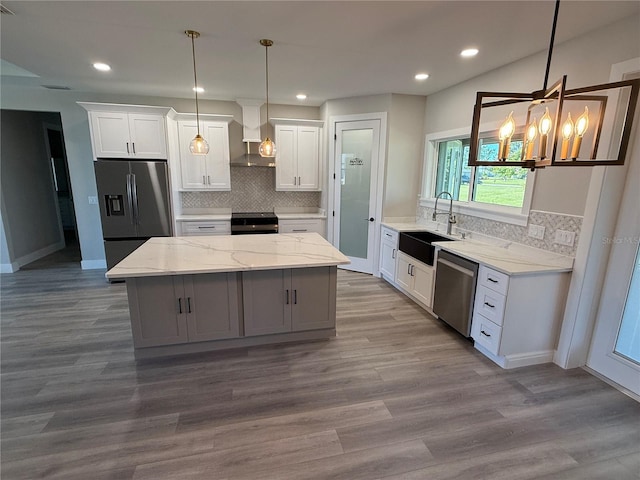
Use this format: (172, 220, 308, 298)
(231, 99, 275, 167)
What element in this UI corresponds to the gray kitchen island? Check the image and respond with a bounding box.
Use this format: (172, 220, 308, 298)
(107, 233, 350, 358)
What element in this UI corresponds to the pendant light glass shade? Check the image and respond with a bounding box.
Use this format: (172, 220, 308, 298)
(190, 134, 209, 155)
(259, 39, 276, 158)
(186, 30, 209, 155)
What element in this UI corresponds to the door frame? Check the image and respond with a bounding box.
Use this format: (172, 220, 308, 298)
(327, 112, 387, 275)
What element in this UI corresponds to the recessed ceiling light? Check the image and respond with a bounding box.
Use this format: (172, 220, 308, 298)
(460, 48, 479, 58)
(296, 93, 307, 100)
(415, 73, 429, 81)
(193, 86, 204, 93)
(93, 62, 111, 72)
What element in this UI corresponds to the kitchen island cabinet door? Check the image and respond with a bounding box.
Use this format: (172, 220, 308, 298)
(184, 273, 241, 342)
(126, 276, 189, 348)
(291, 267, 336, 331)
(242, 270, 292, 336)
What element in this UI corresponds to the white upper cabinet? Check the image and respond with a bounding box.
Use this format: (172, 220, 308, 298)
(177, 119, 231, 191)
(273, 119, 322, 191)
(89, 111, 167, 159)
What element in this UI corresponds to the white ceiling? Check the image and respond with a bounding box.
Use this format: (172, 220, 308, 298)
(1, 1, 638, 106)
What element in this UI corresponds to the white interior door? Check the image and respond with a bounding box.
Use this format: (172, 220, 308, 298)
(587, 116, 640, 396)
(333, 120, 381, 274)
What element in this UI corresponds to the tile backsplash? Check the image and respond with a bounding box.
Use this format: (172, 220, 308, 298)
(417, 206, 582, 257)
(181, 167, 321, 212)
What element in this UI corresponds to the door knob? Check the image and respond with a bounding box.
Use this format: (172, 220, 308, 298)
(368, 217, 375, 222)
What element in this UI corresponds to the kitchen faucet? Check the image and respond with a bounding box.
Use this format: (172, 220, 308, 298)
(432, 191, 456, 235)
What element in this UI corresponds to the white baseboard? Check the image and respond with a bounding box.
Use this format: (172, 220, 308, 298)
(81, 259, 107, 270)
(1, 262, 18, 273)
(474, 343, 555, 369)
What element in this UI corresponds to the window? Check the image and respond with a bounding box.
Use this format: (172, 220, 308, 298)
(434, 135, 528, 209)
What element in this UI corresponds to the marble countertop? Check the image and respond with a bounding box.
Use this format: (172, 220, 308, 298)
(382, 221, 573, 275)
(106, 233, 350, 279)
(176, 214, 231, 221)
(433, 240, 573, 275)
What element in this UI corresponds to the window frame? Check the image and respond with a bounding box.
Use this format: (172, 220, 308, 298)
(420, 124, 536, 227)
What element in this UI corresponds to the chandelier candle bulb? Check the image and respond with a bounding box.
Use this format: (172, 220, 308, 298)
(560, 113, 574, 160)
(571, 106, 589, 159)
(498, 112, 516, 160)
(538, 107, 553, 159)
(525, 119, 538, 159)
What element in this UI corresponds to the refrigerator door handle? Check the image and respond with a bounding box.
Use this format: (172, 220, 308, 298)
(131, 173, 139, 225)
(126, 174, 135, 225)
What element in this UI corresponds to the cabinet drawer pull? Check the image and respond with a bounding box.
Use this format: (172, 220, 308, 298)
(298, 176, 301, 185)
(411, 265, 415, 276)
(187, 297, 192, 314)
(178, 297, 183, 314)
(198, 226, 216, 229)
(407, 264, 411, 275)
(286, 289, 290, 305)
(487, 277, 498, 283)
(207, 175, 211, 185)
(292, 229, 307, 232)
(126, 142, 130, 154)
(392, 248, 396, 259)
(385, 233, 392, 238)
(132, 142, 136, 154)
(480, 330, 491, 337)
(293, 176, 297, 185)
(484, 301, 495, 308)
(294, 289, 298, 305)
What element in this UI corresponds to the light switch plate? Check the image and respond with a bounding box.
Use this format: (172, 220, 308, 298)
(528, 224, 545, 240)
(554, 229, 575, 246)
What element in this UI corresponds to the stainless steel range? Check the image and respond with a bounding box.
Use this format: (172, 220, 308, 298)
(231, 212, 279, 235)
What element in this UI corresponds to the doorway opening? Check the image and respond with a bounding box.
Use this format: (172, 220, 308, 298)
(0, 110, 80, 271)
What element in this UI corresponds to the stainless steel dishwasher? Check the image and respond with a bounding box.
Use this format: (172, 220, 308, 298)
(432, 250, 479, 337)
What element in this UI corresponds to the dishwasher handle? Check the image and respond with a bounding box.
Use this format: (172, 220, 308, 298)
(437, 257, 475, 277)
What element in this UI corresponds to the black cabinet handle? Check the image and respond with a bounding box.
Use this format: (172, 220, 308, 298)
(285, 289, 289, 305)
(488, 277, 498, 283)
(484, 302, 495, 308)
(481, 330, 491, 337)
(392, 248, 396, 259)
(177, 298, 183, 314)
(294, 289, 298, 305)
(187, 297, 192, 314)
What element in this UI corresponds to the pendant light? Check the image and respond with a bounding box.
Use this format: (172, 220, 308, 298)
(259, 39, 276, 158)
(468, 0, 640, 169)
(185, 30, 209, 155)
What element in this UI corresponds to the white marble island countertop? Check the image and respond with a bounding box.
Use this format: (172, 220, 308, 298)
(106, 233, 350, 279)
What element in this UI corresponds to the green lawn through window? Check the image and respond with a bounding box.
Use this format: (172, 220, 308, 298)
(459, 178, 526, 208)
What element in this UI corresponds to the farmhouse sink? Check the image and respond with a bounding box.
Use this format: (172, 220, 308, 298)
(398, 231, 452, 266)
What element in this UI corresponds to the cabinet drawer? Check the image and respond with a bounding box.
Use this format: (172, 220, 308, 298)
(474, 284, 506, 326)
(381, 227, 398, 244)
(279, 219, 325, 236)
(180, 221, 230, 236)
(478, 265, 509, 295)
(471, 314, 502, 356)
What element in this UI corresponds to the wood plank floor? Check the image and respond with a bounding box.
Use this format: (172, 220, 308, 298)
(1, 257, 639, 479)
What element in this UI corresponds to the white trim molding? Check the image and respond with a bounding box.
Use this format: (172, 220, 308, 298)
(81, 259, 107, 270)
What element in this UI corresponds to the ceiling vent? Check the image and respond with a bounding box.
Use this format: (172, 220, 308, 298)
(42, 85, 71, 90)
(0, 4, 15, 15)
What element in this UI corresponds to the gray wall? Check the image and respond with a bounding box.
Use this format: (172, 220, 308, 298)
(1, 110, 63, 264)
(423, 15, 640, 216)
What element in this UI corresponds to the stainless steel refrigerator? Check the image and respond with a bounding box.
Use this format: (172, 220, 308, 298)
(94, 159, 172, 270)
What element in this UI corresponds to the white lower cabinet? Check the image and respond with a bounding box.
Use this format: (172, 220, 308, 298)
(470, 264, 570, 369)
(379, 227, 398, 282)
(395, 251, 434, 308)
(178, 220, 231, 236)
(278, 219, 325, 236)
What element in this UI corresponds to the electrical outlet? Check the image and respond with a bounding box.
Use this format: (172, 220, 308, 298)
(88, 196, 98, 205)
(527, 224, 545, 240)
(554, 229, 575, 246)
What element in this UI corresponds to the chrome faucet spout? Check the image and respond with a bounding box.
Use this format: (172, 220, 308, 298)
(432, 191, 456, 235)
